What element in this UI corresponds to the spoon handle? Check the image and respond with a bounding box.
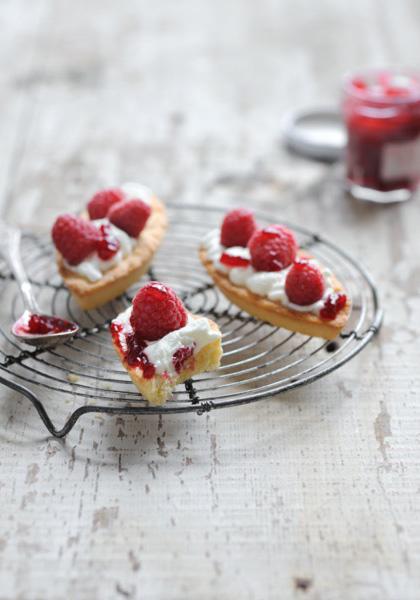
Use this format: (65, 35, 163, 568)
(0, 222, 41, 314)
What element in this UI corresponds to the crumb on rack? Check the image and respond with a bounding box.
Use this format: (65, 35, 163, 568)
(67, 373, 80, 384)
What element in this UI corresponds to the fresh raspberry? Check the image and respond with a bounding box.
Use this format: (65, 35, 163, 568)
(248, 225, 297, 271)
(87, 188, 124, 220)
(130, 282, 188, 341)
(108, 199, 151, 238)
(220, 208, 257, 248)
(52, 214, 99, 265)
(320, 292, 347, 321)
(285, 259, 325, 306)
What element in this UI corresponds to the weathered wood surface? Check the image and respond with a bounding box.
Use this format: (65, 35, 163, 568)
(0, 1, 419, 598)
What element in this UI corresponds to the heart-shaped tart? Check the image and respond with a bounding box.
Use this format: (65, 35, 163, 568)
(52, 183, 167, 310)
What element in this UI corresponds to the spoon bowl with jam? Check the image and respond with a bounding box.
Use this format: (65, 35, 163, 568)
(0, 222, 79, 348)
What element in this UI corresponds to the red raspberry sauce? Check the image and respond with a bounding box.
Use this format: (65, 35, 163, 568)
(16, 314, 77, 335)
(110, 322, 156, 379)
(320, 293, 347, 321)
(96, 224, 120, 260)
(220, 252, 250, 268)
(172, 345, 195, 374)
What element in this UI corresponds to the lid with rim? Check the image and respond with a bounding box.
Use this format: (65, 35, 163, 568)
(283, 108, 346, 162)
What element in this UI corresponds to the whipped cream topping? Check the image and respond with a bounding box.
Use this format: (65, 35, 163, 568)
(120, 182, 154, 206)
(112, 307, 134, 352)
(64, 219, 135, 282)
(113, 307, 221, 378)
(203, 229, 334, 316)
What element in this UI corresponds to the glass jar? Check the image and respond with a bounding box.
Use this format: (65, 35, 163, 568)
(342, 68, 420, 202)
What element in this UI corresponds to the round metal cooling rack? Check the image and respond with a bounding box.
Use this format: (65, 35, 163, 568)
(0, 203, 383, 437)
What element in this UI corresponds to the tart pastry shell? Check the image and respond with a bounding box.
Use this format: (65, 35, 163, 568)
(199, 248, 351, 340)
(57, 197, 167, 310)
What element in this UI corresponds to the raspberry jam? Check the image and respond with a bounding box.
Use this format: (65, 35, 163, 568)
(220, 252, 250, 268)
(172, 345, 195, 374)
(343, 69, 420, 201)
(110, 321, 156, 379)
(320, 293, 347, 321)
(14, 313, 78, 335)
(96, 224, 120, 260)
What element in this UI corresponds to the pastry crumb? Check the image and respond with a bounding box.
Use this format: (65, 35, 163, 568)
(67, 373, 80, 384)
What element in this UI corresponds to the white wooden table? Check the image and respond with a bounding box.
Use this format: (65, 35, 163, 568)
(0, 1, 419, 598)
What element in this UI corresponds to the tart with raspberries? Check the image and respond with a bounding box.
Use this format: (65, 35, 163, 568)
(110, 282, 222, 405)
(52, 183, 167, 310)
(199, 208, 351, 340)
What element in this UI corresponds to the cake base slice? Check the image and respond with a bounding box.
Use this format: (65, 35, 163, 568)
(112, 317, 222, 406)
(199, 248, 350, 340)
(57, 197, 167, 310)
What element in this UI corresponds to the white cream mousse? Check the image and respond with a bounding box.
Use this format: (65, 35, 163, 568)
(203, 229, 334, 316)
(112, 307, 221, 378)
(120, 182, 154, 206)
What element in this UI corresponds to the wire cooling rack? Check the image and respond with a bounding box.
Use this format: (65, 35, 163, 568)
(0, 203, 383, 437)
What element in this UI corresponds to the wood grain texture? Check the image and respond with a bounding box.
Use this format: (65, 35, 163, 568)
(0, 0, 419, 598)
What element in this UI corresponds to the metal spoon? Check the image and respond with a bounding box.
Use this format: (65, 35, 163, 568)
(0, 222, 79, 348)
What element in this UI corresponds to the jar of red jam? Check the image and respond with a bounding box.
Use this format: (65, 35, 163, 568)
(343, 69, 420, 202)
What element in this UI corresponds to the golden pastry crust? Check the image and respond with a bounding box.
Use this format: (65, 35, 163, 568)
(112, 315, 222, 406)
(57, 197, 167, 310)
(199, 248, 351, 340)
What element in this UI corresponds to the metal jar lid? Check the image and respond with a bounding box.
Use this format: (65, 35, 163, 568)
(282, 108, 347, 162)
